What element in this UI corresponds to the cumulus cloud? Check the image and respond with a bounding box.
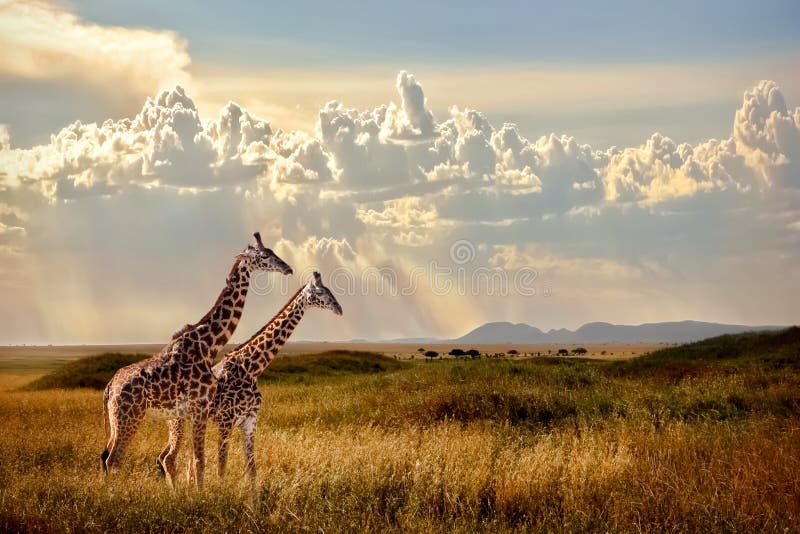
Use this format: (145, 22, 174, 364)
(7, 69, 795, 212)
(356, 197, 442, 246)
(1, 71, 799, 341)
(381, 71, 436, 140)
(0, 124, 9, 151)
(733, 80, 800, 187)
(0, 1, 190, 98)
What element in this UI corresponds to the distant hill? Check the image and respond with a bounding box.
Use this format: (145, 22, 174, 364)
(452, 320, 787, 344)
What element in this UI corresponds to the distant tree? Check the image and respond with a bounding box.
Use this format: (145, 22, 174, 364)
(466, 348, 481, 359)
(417, 348, 425, 353)
(449, 348, 466, 358)
(547, 349, 552, 355)
(600, 350, 607, 355)
(424, 350, 439, 361)
(572, 347, 588, 355)
(557, 348, 569, 356)
(508, 349, 519, 355)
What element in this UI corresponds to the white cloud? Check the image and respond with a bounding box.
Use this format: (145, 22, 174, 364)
(0, 1, 190, 98)
(0, 71, 799, 341)
(356, 196, 442, 246)
(0, 124, 9, 151)
(381, 71, 436, 141)
(734, 80, 800, 188)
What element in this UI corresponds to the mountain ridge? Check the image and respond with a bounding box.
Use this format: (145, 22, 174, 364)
(370, 320, 788, 344)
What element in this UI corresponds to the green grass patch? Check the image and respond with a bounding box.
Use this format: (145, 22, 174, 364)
(23, 353, 144, 391)
(260, 350, 408, 383)
(24, 350, 408, 390)
(606, 326, 800, 379)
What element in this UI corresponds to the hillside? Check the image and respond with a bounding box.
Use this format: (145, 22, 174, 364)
(24, 353, 144, 391)
(24, 350, 405, 390)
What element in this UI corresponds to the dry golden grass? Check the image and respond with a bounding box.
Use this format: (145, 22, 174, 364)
(1, 331, 799, 532)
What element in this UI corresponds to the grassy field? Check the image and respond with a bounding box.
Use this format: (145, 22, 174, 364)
(0, 341, 661, 373)
(1, 330, 799, 532)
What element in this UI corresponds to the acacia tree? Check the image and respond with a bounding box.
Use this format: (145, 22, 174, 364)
(466, 349, 481, 359)
(424, 350, 439, 361)
(449, 348, 466, 358)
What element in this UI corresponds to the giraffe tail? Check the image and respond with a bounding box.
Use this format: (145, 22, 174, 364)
(102, 383, 111, 440)
(100, 384, 110, 474)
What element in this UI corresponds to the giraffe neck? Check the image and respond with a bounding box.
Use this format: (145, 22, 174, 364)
(193, 256, 251, 361)
(227, 287, 308, 380)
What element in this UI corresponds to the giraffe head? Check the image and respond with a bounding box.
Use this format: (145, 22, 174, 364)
(240, 232, 293, 275)
(303, 271, 343, 315)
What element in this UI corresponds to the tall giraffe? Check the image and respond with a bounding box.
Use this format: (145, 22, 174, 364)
(157, 271, 342, 482)
(101, 233, 292, 488)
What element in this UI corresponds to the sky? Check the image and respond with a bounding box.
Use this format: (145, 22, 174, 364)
(0, 0, 799, 344)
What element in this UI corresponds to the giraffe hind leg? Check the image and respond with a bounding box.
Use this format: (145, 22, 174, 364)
(187, 417, 208, 488)
(217, 422, 233, 479)
(104, 404, 144, 475)
(159, 419, 184, 487)
(241, 415, 258, 482)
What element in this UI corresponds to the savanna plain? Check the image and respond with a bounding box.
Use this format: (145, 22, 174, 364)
(1, 330, 799, 532)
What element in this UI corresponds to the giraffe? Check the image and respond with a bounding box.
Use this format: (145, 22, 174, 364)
(101, 232, 293, 488)
(157, 271, 342, 483)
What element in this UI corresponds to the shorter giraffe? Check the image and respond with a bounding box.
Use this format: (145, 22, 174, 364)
(157, 271, 343, 482)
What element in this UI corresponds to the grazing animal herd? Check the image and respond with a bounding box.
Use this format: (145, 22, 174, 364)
(101, 232, 342, 487)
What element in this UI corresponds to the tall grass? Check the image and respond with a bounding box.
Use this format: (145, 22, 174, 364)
(1, 330, 799, 532)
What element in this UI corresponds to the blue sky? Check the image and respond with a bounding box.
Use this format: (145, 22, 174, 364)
(0, 0, 798, 343)
(2, 1, 796, 150)
(73, 1, 800, 64)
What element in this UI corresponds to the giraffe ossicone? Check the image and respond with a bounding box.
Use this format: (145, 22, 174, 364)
(157, 271, 343, 483)
(101, 232, 292, 488)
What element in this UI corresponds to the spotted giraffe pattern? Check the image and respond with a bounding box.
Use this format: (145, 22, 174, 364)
(101, 234, 292, 488)
(157, 271, 342, 482)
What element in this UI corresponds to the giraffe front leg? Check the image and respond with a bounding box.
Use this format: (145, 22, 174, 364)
(189, 416, 208, 489)
(241, 415, 258, 483)
(159, 419, 184, 488)
(217, 422, 233, 479)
